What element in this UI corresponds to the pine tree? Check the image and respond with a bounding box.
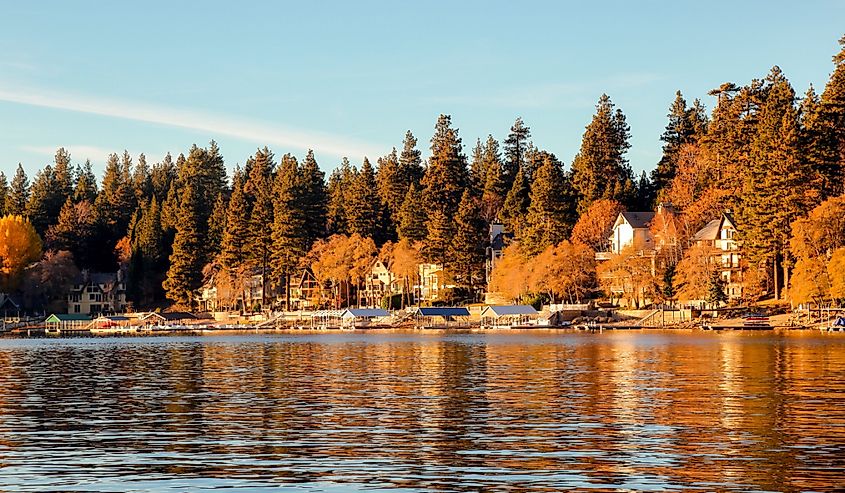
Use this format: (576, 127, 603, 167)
(818, 35, 845, 197)
(422, 206, 454, 265)
(163, 181, 205, 307)
(376, 148, 405, 236)
(479, 135, 506, 222)
(503, 117, 531, 187)
(518, 151, 576, 256)
(571, 94, 634, 213)
(0, 172, 7, 217)
(52, 147, 74, 210)
(421, 114, 468, 218)
(450, 189, 486, 292)
(151, 153, 176, 201)
(95, 153, 137, 238)
(25, 166, 55, 234)
(132, 153, 153, 203)
(247, 150, 276, 305)
(397, 183, 427, 243)
(398, 130, 424, 187)
(500, 166, 530, 235)
(220, 170, 251, 274)
(207, 193, 227, 258)
(73, 160, 98, 203)
(272, 154, 308, 309)
(46, 198, 99, 268)
(740, 67, 815, 299)
(652, 91, 706, 199)
(299, 149, 327, 245)
(469, 138, 486, 194)
(347, 157, 382, 241)
(327, 158, 354, 235)
(6, 164, 29, 216)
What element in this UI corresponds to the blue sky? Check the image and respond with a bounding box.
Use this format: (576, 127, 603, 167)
(1, 1, 843, 180)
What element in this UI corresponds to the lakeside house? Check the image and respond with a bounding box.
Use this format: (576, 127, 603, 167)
(691, 211, 743, 301)
(67, 270, 127, 315)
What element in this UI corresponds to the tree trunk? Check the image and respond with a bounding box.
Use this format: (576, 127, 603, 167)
(773, 256, 780, 301)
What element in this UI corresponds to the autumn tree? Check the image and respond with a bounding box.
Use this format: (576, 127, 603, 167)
(674, 242, 716, 302)
(390, 239, 422, 307)
(571, 199, 624, 251)
(488, 242, 531, 303)
(828, 248, 845, 300)
(0, 215, 42, 292)
(529, 241, 595, 304)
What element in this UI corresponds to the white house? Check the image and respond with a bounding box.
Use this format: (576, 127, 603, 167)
(692, 212, 743, 300)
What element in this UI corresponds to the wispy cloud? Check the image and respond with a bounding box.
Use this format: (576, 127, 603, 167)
(0, 85, 381, 159)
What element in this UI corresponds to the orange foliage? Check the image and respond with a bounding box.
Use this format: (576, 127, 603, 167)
(570, 199, 623, 251)
(790, 257, 830, 304)
(488, 242, 531, 302)
(0, 215, 43, 292)
(828, 248, 845, 300)
(529, 241, 595, 303)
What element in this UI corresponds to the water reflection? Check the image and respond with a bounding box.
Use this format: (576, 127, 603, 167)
(0, 331, 844, 491)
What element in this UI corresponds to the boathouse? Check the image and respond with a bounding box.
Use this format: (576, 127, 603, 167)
(480, 305, 539, 328)
(310, 309, 344, 329)
(412, 307, 471, 328)
(44, 313, 92, 332)
(340, 308, 390, 328)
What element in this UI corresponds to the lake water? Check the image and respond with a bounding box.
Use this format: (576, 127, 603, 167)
(0, 330, 844, 492)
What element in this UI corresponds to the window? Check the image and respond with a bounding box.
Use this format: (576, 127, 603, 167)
(73, 304, 80, 313)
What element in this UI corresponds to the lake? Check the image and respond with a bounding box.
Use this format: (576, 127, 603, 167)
(0, 330, 844, 492)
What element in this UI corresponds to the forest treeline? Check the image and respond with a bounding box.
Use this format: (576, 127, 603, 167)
(1, 35, 844, 311)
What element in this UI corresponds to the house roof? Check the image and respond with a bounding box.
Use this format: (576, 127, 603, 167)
(46, 313, 92, 322)
(620, 212, 655, 229)
(414, 307, 470, 317)
(312, 309, 344, 318)
(481, 305, 539, 317)
(692, 218, 722, 241)
(341, 308, 389, 318)
(692, 212, 738, 242)
(140, 311, 198, 321)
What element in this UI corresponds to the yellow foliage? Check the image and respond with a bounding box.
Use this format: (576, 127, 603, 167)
(489, 242, 531, 302)
(828, 248, 845, 300)
(0, 215, 43, 292)
(674, 243, 715, 301)
(530, 241, 595, 303)
(790, 195, 845, 261)
(789, 257, 830, 304)
(596, 246, 654, 307)
(570, 199, 623, 251)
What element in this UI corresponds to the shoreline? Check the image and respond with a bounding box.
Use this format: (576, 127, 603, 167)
(3, 324, 841, 339)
